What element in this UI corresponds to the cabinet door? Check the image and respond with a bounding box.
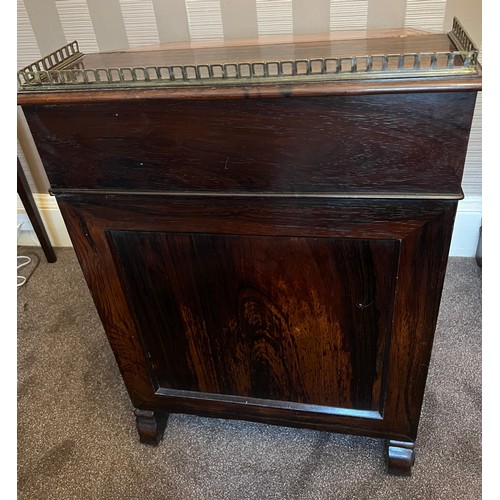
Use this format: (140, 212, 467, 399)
(58, 194, 456, 441)
(109, 230, 399, 412)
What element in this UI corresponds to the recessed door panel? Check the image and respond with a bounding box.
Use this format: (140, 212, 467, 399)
(109, 231, 399, 412)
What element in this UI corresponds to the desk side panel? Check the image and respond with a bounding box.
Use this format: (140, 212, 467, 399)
(23, 92, 476, 196)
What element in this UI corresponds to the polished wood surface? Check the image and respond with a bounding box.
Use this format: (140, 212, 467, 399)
(18, 26, 480, 475)
(110, 231, 398, 410)
(23, 92, 476, 197)
(17, 24, 481, 107)
(56, 193, 456, 447)
(80, 33, 454, 70)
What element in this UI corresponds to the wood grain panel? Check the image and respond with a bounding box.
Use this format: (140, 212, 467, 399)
(110, 231, 399, 410)
(24, 92, 476, 196)
(56, 193, 458, 442)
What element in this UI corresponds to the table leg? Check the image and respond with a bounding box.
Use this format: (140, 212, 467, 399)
(17, 158, 57, 263)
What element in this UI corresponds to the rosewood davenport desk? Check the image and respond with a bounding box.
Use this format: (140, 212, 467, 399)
(18, 19, 481, 475)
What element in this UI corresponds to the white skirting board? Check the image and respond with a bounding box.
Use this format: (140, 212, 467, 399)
(17, 194, 482, 257)
(449, 196, 482, 257)
(17, 193, 72, 248)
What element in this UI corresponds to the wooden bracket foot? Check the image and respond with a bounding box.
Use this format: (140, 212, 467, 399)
(386, 439, 415, 476)
(134, 408, 169, 446)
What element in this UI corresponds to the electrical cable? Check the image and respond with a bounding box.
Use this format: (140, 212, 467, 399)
(17, 256, 32, 287)
(17, 221, 42, 288)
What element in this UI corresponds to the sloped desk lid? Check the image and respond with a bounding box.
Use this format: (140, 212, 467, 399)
(17, 17, 481, 99)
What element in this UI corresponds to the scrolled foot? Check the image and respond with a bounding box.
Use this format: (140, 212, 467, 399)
(134, 408, 169, 446)
(386, 439, 415, 476)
